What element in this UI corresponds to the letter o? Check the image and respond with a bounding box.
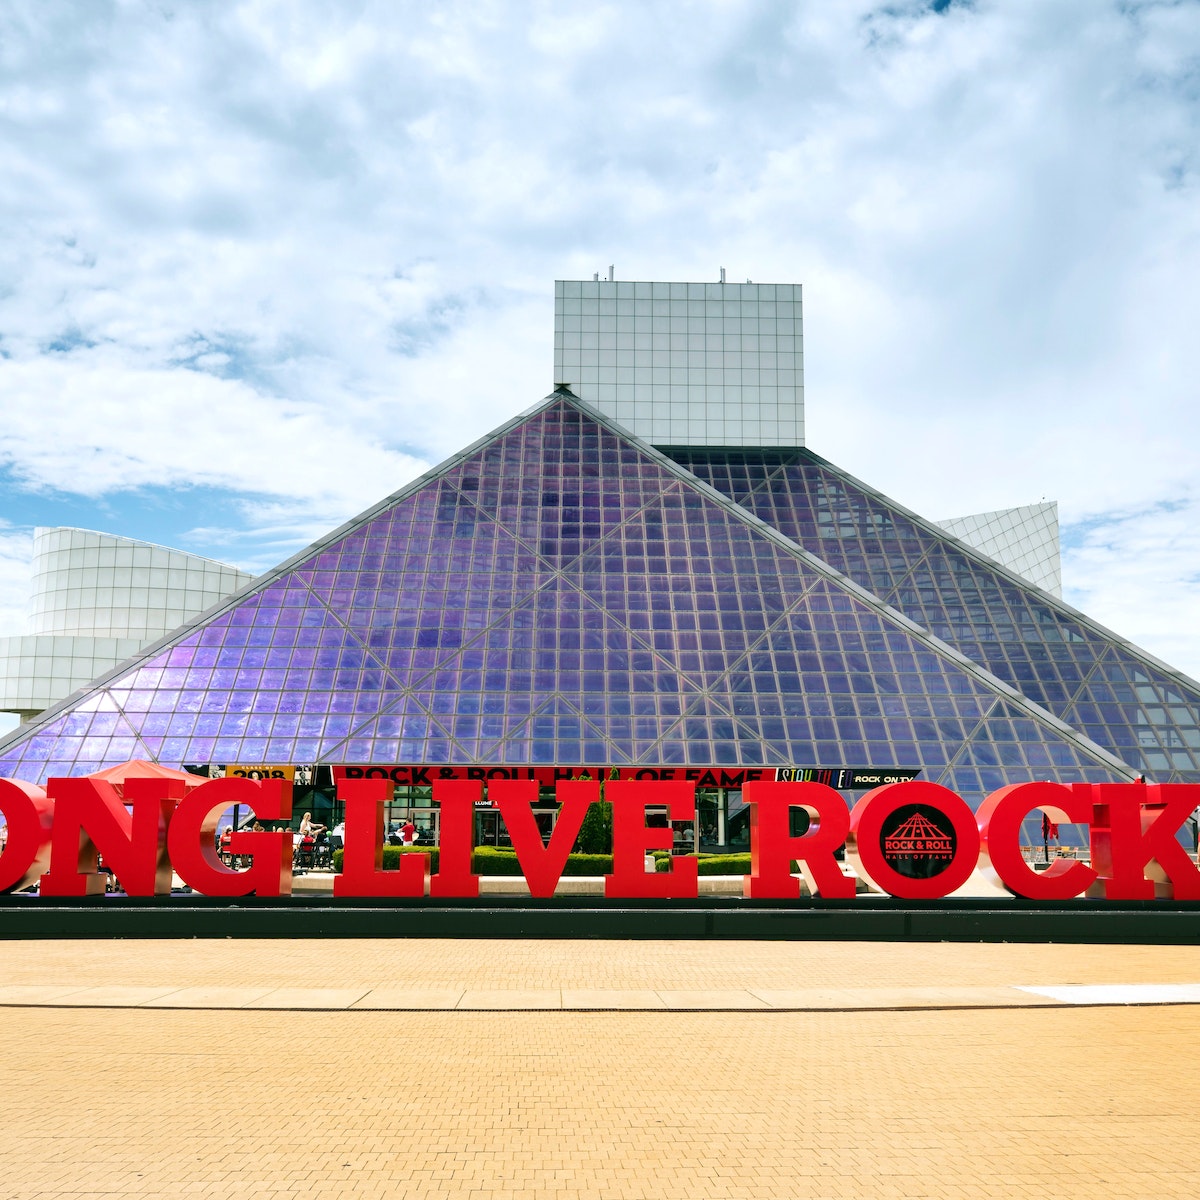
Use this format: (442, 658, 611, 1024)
(848, 781, 980, 899)
(0, 778, 53, 893)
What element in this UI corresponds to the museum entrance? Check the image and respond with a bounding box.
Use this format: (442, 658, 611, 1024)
(475, 807, 559, 847)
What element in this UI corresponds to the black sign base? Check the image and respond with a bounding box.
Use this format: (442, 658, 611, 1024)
(1, 895, 1198, 944)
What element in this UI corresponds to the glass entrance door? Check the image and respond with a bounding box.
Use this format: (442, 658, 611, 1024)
(476, 809, 511, 847)
(475, 807, 559, 847)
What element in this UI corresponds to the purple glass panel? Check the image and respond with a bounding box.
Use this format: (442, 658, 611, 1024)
(678, 446, 1197, 785)
(0, 394, 1149, 783)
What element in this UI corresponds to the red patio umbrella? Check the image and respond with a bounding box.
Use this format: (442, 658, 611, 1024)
(86, 759, 206, 798)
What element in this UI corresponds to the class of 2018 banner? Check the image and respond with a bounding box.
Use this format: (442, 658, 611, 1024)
(1, 773, 1198, 902)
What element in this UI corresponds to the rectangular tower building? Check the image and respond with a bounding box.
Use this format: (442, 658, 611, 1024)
(553, 278, 804, 447)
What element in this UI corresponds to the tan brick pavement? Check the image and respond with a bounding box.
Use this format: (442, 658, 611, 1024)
(5, 937, 1200, 991)
(0, 939, 1198, 1198)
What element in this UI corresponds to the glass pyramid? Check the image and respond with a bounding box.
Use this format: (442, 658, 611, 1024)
(0, 393, 1131, 803)
(669, 446, 1200, 786)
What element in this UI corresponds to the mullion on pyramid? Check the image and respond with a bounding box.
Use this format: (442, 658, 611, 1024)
(460, 398, 681, 571)
(775, 463, 948, 600)
(472, 695, 557, 765)
(654, 576, 1016, 775)
(646, 698, 799, 767)
(295, 688, 407, 763)
(411, 576, 698, 764)
(692, 446, 1195, 781)
(376, 691, 462, 762)
(544, 463, 743, 583)
(410, 681, 526, 763)
(936, 700, 1120, 809)
(521, 695, 605, 766)
(1060, 647, 1200, 778)
(632, 694, 742, 766)
(569, 601, 702, 758)
(896, 542, 1105, 689)
(402, 578, 568, 759)
(94, 574, 418, 766)
(555, 483, 750, 680)
(661, 581, 824, 724)
(558, 694, 636, 766)
(623, 579, 836, 768)
(453, 445, 714, 619)
(719, 715, 778, 766)
(573, 485, 817, 691)
(302, 475, 553, 689)
(870, 543, 937, 615)
(472, 693, 634, 767)
(0, 691, 153, 781)
(916, 694, 1006, 790)
(470, 692, 585, 766)
(667, 447, 800, 508)
(292, 572, 422, 701)
(309, 690, 464, 763)
(388, 473, 698, 703)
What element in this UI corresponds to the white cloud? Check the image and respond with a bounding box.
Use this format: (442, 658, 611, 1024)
(0, 0, 1196, 678)
(1064, 498, 1200, 684)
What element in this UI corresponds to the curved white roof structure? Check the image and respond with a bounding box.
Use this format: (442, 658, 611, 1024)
(0, 527, 253, 722)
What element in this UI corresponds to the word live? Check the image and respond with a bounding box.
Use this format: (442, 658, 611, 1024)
(0, 774, 1198, 902)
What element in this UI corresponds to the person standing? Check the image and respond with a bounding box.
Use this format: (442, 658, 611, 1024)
(1040, 811, 1058, 864)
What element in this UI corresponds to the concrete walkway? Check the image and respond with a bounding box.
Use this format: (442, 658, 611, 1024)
(4, 979, 1200, 1011)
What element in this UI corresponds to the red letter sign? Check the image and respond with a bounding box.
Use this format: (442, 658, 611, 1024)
(1086, 782, 1200, 899)
(847, 781, 980, 899)
(493, 779, 596, 898)
(167, 777, 293, 896)
(976, 781, 1096, 899)
(605, 780, 698, 899)
(334, 777, 428, 897)
(0, 778, 54, 893)
(743, 781, 854, 899)
(429, 780, 481, 898)
(40, 776, 177, 896)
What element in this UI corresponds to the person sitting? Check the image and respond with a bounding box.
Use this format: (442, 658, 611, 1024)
(293, 812, 325, 872)
(313, 827, 331, 869)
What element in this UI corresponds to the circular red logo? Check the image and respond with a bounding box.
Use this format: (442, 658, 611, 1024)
(847, 781, 980, 899)
(879, 804, 957, 879)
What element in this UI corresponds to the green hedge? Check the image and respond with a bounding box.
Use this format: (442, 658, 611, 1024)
(331, 846, 615, 876)
(698, 854, 752, 875)
(472, 847, 524, 875)
(331, 846, 757, 876)
(652, 852, 754, 874)
(332, 846, 438, 874)
(472, 847, 618, 876)
(558, 852, 615, 876)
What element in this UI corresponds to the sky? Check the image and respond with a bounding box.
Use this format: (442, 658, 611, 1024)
(1, 0, 1198, 693)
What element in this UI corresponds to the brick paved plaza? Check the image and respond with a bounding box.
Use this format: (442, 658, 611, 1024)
(2, 938, 1199, 1199)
